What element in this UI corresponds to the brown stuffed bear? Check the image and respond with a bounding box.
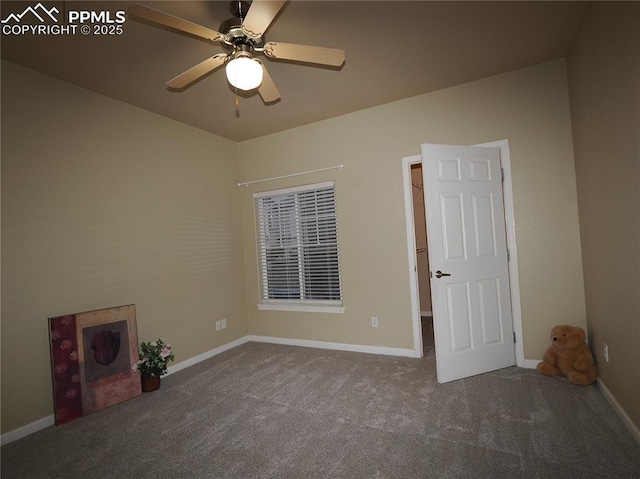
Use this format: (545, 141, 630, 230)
(536, 325, 598, 385)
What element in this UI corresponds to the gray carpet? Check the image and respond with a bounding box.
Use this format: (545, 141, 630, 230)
(2, 342, 639, 479)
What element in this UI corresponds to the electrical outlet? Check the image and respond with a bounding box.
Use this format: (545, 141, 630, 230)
(371, 316, 378, 328)
(215, 320, 221, 331)
(603, 343, 609, 362)
(221, 318, 227, 329)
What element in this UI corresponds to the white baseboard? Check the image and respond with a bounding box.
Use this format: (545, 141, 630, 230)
(8, 341, 637, 450)
(165, 336, 250, 376)
(247, 335, 419, 358)
(1, 335, 417, 445)
(521, 361, 639, 446)
(7, 344, 636, 452)
(597, 378, 640, 446)
(523, 359, 540, 369)
(1, 414, 55, 446)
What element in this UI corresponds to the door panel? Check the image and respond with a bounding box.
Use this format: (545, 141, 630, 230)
(478, 278, 502, 345)
(441, 194, 466, 260)
(447, 282, 472, 351)
(421, 144, 515, 383)
(472, 194, 497, 258)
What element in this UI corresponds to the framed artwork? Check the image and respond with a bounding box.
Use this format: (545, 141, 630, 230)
(48, 304, 141, 425)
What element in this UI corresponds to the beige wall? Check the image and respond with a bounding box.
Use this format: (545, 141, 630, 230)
(2, 57, 591, 436)
(567, 2, 640, 430)
(239, 59, 586, 357)
(1, 61, 247, 433)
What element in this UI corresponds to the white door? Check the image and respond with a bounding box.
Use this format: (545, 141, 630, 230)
(421, 144, 515, 383)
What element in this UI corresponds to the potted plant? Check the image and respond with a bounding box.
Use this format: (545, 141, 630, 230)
(137, 338, 174, 392)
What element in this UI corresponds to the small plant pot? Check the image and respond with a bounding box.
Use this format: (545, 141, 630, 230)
(141, 375, 161, 392)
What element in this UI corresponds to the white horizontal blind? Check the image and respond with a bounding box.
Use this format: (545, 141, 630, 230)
(255, 182, 342, 306)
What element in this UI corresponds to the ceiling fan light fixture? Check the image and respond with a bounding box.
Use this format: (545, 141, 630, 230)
(225, 56, 263, 91)
(130, 1, 345, 104)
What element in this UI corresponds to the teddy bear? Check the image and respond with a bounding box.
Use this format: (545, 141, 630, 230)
(536, 325, 598, 385)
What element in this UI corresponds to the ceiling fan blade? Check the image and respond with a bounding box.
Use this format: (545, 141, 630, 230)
(241, 0, 286, 39)
(256, 60, 281, 103)
(167, 54, 228, 90)
(128, 4, 226, 43)
(262, 42, 345, 67)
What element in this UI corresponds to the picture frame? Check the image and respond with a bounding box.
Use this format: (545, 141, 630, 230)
(48, 304, 141, 425)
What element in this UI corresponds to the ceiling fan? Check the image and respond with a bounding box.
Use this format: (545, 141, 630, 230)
(128, 0, 346, 103)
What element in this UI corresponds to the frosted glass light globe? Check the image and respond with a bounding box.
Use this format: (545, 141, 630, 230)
(225, 57, 263, 91)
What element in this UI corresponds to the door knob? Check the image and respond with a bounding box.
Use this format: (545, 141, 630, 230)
(435, 270, 451, 278)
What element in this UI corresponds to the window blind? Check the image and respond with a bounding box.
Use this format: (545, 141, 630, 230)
(255, 182, 342, 306)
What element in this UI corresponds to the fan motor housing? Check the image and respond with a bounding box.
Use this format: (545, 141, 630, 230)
(218, 17, 263, 51)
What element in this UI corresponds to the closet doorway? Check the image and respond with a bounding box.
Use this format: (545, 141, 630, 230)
(410, 164, 435, 358)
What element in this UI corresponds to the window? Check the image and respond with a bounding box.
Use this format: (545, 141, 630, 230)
(254, 181, 343, 313)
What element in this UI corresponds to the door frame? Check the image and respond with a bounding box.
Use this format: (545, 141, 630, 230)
(402, 139, 525, 366)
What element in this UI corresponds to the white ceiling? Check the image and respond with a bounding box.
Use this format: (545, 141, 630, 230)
(1, 1, 588, 141)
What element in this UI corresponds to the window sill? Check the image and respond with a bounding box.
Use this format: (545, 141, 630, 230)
(257, 303, 345, 314)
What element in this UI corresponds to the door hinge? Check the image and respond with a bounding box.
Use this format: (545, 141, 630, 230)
(513, 332, 516, 343)
(507, 249, 510, 261)
(501, 167, 505, 181)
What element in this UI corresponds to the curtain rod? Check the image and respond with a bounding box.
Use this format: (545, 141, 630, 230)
(237, 164, 344, 187)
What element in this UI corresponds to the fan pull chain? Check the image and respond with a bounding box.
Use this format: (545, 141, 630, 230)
(235, 86, 240, 117)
